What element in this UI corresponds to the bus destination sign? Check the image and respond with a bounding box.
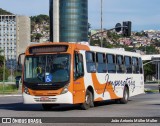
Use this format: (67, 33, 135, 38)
(29, 45, 68, 54)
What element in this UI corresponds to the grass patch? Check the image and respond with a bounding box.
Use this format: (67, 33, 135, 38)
(145, 81, 160, 84)
(0, 84, 18, 94)
(145, 89, 159, 93)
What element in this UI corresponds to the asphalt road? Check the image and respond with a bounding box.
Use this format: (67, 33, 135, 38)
(145, 83, 160, 90)
(0, 93, 160, 126)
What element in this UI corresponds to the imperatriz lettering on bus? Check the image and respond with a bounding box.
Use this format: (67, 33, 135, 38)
(105, 74, 136, 92)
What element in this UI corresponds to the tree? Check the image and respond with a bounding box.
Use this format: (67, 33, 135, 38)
(35, 33, 43, 40)
(0, 65, 10, 81)
(107, 31, 122, 42)
(0, 53, 11, 81)
(0, 55, 4, 67)
(124, 46, 134, 51)
(138, 45, 158, 54)
(90, 39, 101, 46)
(30, 14, 49, 24)
(143, 62, 156, 82)
(0, 8, 13, 15)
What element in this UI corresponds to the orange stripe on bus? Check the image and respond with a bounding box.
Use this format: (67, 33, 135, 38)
(95, 97, 103, 101)
(92, 73, 120, 99)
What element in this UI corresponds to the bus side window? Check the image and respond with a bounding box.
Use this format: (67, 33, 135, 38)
(96, 53, 107, 73)
(74, 52, 84, 80)
(106, 54, 116, 73)
(86, 51, 96, 73)
(124, 56, 132, 73)
(132, 57, 139, 74)
(116, 55, 124, 73)
(139, 58, 143, 74)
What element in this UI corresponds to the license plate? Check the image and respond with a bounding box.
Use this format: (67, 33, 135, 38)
(40, 97, 49, 101)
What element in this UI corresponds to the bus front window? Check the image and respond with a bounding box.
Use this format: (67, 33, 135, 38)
(24, 54, 70, 83)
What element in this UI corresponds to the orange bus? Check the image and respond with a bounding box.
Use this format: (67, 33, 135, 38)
(18, 42, 144, 110)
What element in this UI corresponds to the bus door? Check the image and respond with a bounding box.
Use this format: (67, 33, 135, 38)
(73, 51, 85, 104)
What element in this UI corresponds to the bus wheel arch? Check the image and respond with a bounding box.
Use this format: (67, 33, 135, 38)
(81, 86, 94, 110)
(120, 85, 129, 104)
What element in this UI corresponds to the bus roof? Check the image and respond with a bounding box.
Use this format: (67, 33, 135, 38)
(26, 42, 141, 57)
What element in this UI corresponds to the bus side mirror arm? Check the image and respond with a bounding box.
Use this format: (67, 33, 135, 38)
(18, 53, 25, 65)
(18, 53, 25, 71)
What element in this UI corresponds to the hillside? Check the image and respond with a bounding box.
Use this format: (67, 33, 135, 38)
(0, 8, 13, 15)
(30, 14, 50, 42)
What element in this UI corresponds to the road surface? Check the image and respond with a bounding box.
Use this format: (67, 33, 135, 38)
(0, 93, 160, 125)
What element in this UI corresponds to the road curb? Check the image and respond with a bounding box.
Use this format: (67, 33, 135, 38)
(0, 94, 22, 97)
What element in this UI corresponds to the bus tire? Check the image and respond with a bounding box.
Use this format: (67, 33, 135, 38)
(81, 90, 93, 110)
(120, 86, 129, 104)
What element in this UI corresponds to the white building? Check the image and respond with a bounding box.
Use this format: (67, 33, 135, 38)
(0, 15, 30, 69)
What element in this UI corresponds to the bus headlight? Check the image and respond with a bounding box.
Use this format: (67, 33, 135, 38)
(24, 86, 30, 95)
(61, 85, 69, 94)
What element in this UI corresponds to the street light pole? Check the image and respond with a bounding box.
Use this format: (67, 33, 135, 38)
(100, 0, 103, 47)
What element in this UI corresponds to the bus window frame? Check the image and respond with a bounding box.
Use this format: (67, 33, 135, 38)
(96, 52, 107, 73)
(132, 57, 140, 74)
(74, 51, 84, 80)
(116, 55, 125, 73)
(106, 53, 116, 73)
(139, 57, 143, 74)
(86, 51, 96, 73)
(124, 56, 132, 74)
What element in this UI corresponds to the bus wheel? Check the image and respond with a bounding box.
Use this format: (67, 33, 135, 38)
(42, 104, 53, 110)
(120, 86, 129, 104)
(81, 90, 93, 110)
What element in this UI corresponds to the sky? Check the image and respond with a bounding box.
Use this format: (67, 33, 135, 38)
(0, 0, 160, 31)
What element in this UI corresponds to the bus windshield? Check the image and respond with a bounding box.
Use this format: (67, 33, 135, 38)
(24, 54, 70, 83)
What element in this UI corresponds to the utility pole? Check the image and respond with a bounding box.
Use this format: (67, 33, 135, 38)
(100, 0, 103, 47)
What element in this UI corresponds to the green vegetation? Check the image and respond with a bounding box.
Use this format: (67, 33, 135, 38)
(143, 62, 156, 82)
(0, 55, 10, 81)
(138, 45, 159, 54)
(145, 89, 159, 93)
(90, 31, 123, 48)
(0, 49, 22, 82)
(0, 66, 10, 81)
(0, 55, 4, 67)
(31, 14, 49, 24)
(0, 84, 18, 94)
(35, 33, 43, 40)
(107, 31, 123, 42)
(0, 8, 13, 15)
(30, 14, 49, 41)
(90, 31, 158, 54)
(135, 31, 148, 37)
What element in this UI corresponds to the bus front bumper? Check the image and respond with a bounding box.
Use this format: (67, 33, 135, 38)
(23, 92, 73, 104)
